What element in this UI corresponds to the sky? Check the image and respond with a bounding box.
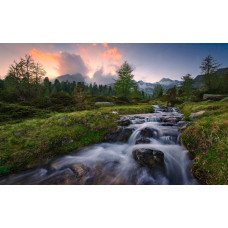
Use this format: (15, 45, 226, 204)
(0, 43, 228, 84)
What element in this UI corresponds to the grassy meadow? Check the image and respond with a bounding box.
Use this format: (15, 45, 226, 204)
(0, 104, 154, 176)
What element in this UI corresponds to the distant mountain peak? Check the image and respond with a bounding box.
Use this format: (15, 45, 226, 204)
(54, 73, 85, 83)
(159, 77, 172, 82)
(137, 77, 182, 94)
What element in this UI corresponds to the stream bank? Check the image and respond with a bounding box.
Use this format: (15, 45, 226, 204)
(0, 105, 197, 185)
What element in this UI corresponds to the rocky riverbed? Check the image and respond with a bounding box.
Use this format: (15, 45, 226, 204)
(0, 105, 197, 185)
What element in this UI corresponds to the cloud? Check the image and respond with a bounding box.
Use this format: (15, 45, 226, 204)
(103, 47, 122, 60)
(58, 52, 88, 76)
(92, 43, 108, 47)
(87, 68, 117, 85)
(30, 48, 59, 62)
(79, 48, 88, 53)
(101, 43, 108, 48)
(30, 49, 89, 78)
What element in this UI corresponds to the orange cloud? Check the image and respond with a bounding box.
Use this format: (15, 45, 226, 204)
(102, 43, 108, 48)
(103, 47, 122, 60)
(92, 43, 97, 46)
(29, 48, 60, 78)
(30, 48, 59, 62)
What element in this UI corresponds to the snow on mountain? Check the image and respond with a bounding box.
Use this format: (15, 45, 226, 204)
(137, 78, 182, 94)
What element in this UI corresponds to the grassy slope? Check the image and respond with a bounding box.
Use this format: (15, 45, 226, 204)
(0, 102, 53, 124)
(179, 101, 228, 184)
(0, 104, 154, 176)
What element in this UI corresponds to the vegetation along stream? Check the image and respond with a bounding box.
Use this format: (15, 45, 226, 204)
(0, 105, 197, 185)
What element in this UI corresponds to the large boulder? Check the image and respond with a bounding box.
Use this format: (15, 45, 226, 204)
(203, 94, 228, 101)
(190, 111, 205, 119)
(132, 148, 164, 169)
(140, 127, 159, 138)
(104, 127, 135, 142)
(95, 102, 114, 107)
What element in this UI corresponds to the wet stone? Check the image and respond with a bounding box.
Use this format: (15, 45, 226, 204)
(160, 122, 175, 126)
(132, 148, 164, 169)
(40, 168, 77, 185)
(70, 164, 89, 178)
(177, 121, 186, 127)
(104, 127, 135, 142)
(140, 127, 159, 138)
(118, 118, 132, 126)
(135, 138, 151, 144)
(164, 118, 177, 123)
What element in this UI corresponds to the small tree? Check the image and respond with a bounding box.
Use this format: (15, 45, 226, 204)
(200, 55, 221, 92)
(181, 73, 193, 95)
(169, 86, 177, 98)
(7, 54, 46, 99)
(153, 84, 163, 98)
(114, 61, 136, 98)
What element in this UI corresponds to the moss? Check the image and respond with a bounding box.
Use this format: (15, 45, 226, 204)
(179, 101, 228, 184)
(0, 104, 154, 176)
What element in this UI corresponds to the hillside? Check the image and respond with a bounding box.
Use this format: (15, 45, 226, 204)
(180, 100, 228, 184)
(193, 67, 228, 89)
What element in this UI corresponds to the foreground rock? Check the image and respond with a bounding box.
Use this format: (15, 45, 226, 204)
(132, 148, 164, 169)
(140, 127, 159, 138)
(40, 168, 77, 185)
(71, 164, 90, 178)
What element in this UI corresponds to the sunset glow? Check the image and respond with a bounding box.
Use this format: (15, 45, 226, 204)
(1, 43, 228, 84)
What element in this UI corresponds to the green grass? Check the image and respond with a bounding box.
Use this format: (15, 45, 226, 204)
(179, 101, 228, 184)
(0, 104, 154, 176)
(0, 102, 53, 125)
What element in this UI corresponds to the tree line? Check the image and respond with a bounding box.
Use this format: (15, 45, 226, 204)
(153, 55, 228, 99)
(0, 56, 152, 108)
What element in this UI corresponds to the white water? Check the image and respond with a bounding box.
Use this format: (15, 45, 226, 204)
(0, 106, 196, 185)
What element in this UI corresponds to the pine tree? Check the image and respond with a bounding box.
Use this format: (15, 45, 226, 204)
(153, 84, 163, 98)
(200, 55, 221, 92)
(114, 61, 136, 98)
(181, 74, 193, 95)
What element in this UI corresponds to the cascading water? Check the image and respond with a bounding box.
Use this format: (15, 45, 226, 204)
(0, 106, 196, 185)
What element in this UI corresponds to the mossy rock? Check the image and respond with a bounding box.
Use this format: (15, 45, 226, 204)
(95, 102, 114, 107)
(203, 94, 228, 101)
(221, 97, 228, 102)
